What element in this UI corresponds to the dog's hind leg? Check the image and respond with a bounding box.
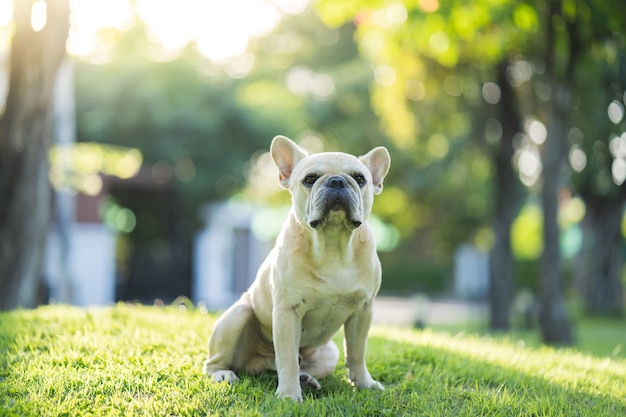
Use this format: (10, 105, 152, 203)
(204, 293, 255, 384)
(299, 370, 321, 391)
(299, 340, 340, 380)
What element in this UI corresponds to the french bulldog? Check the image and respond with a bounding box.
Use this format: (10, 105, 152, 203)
(203, 135, 391, 401)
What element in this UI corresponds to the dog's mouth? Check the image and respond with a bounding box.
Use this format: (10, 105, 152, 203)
(308, 195, 362, 230)
(309, 215, 362, 230)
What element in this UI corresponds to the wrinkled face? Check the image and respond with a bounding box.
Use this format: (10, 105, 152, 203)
(290, 153, 373, 230)
(270, 136, 390, 232)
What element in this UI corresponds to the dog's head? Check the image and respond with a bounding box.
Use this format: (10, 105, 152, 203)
(270, 135, 390, 231)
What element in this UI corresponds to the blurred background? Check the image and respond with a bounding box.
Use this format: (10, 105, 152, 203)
(0, 0, 624, 355)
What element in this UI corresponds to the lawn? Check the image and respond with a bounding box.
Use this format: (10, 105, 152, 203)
(430, 318, 626, 360)
(1, 303, 625, 416)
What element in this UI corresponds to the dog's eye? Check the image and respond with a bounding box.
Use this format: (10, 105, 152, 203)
(303, 174, 319, 186)
(352, 174, 366, 187)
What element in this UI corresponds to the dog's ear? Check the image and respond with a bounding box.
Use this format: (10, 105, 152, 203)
(271, 135, 308, 189)
(359, 147, 391, 195)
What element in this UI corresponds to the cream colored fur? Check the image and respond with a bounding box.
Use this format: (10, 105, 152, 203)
(203, 135, 391, 401)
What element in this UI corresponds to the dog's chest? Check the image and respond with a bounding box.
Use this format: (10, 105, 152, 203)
(298, 287, 369, 346)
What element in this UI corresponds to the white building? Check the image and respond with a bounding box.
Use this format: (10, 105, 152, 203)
(44, 59, 117, 306)
(453, 243, 489, 299)
(193, 201, 273, 310)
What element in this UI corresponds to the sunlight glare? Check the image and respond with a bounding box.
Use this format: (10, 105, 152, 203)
(526, 119, 547, 145)
(374, 65, 396, 86)
(137, 0, 195, 50)
(612, 158, 626, 186)
(286, 66, 314, 95)
(68, 0, 132, 56)
(516, 147, 542, 186)
(428, 31, 449, 54)
(506, 60, 533, 87)
(373, 2, 407, 28)
(482, 82, 501, 104)
(30, 0, 47, 32)
(362, 31, 385, 56)
(67, 0, 288, 62)
(0, 0, 12, 26)
(223, 53, 256, 79)
(286, 66, 335, 100)
(609, 133, 626, 159)
(608, 100, 625, 124)
(67, 26, 97, 56)
(71, 0, 130, 30)
(137, 0, 281, 61)
(269, 0, 309, 15)
(569, 145, 587, 173)
(610, 132, 626, 186)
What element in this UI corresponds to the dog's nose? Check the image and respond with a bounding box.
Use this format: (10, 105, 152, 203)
(325, 175, 347, 189)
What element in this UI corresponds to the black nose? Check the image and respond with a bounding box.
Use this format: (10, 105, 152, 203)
(325, 175, 347, 189)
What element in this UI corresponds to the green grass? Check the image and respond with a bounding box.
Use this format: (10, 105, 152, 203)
(430, 317, 626, 360)
(1, 304, 625, 416)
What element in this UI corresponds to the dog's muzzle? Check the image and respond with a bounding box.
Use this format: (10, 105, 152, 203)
(308, 175, 362, 229)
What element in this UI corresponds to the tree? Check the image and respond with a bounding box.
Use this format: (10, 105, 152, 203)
(488, 60, 524, 330)
(568, 3, 626, 316)
(535, 0, 576, 345)
(0, 0, 70, 309)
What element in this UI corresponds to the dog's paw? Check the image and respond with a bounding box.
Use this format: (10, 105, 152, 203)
(211, 370, 239, 384)
(299, 371, 321, 390)
(352, 377, 385, 391)
(276, 386, 303, 402)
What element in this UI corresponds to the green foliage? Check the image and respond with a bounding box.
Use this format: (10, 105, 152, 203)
(72, 4, 505, 265)
(74, 42, 275, 209)
(569, 35, 626, 199)
(514, 258, 540, 293)
(49, 143, 142, 195)
(379, 249, 449, 294)
(74, 11, 397, 224)
(1, 305, 625, 416)
(511, 203, 544, 260)
(316, 0, 540, 258)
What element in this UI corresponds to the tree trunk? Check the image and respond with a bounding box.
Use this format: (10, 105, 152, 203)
(585, 198, 625, 316)
(489, 60, 523, 330)
(538, 83, 574, 345)
(536, 0, 575, 346)
(0, 0, 70, 309)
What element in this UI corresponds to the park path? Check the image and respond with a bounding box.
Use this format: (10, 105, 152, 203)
(372, 296, 487, 327)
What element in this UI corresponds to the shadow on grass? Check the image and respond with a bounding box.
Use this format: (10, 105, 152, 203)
(365, 333, 626, 416)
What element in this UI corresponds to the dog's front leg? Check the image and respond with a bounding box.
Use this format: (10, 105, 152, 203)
(273, 306, 303, 401)
(344, 301, 384, 391)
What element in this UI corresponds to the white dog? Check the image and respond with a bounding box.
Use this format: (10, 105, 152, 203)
(204, 135, 391, 401)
